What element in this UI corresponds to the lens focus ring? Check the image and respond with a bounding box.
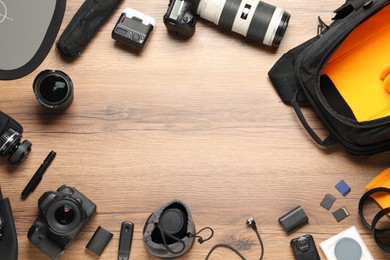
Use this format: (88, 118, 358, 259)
(0, 129, 20, 156)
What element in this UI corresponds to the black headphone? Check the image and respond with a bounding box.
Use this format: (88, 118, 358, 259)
(358, 187, 390, 253)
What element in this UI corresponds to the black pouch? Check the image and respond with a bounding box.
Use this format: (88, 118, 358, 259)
(56, 0, 122, 57)
(269, 0, 390, 155)
(142, 200, 196, 259)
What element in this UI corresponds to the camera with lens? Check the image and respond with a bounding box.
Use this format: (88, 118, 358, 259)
(28, 185, 97, 260)
(164, 0, 290, 47)
(0, 111, 32, 165)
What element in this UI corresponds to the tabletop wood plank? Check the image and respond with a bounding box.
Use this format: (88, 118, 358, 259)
(1, 0, 389, 259)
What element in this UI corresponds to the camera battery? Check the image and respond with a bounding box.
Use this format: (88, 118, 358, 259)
(279, 206, 309, 233)
(86, 226, 113, 256)
(112, 8, 155, 50)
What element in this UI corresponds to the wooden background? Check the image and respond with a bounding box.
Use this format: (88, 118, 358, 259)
(1, 0, 389, 259)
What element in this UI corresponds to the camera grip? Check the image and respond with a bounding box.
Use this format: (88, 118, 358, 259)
(57, 0, 123, 57)
(0, 197, 18, 260)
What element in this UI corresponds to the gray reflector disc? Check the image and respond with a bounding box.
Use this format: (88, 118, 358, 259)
(334, 237, 362, 260)
(0, 0, 66, 80)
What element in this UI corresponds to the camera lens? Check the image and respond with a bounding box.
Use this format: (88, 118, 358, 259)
(47, 199, 83, 234)
(0, 128, 32, 164)
(55, 204, 75, 225)
(33, 70, 74, 111)
(197, 0, 290, 47)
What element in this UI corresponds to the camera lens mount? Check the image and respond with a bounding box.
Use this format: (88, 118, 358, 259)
(0, 128, 32, 164)
(33, 70, 74, 111)
(47, 199, 83, 234)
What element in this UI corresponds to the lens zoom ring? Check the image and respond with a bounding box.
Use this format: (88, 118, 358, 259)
(219, 0, 242, 31)
(247, 1, 275, 43)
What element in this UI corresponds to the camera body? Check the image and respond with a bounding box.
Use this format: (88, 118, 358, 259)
(163, 0, 290, 47)
(28, 185, 96, 260)
(163, 0, 197, 38)
(0, 111, 31, 164)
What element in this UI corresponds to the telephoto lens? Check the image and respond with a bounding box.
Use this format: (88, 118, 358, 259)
(33, 70, 74, 111)
(197, 0, 290, 47)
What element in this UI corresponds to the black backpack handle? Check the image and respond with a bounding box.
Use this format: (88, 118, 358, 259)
(291, 91, 336, 147)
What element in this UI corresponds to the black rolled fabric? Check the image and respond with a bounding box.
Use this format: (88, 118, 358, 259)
(56, 0, 122, 57)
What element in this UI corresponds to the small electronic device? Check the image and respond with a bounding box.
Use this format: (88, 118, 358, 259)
(291, 235, 320, 260)
(112, 8, 155, 50)
(320, 226, 374, 260)
(118, 222, 134, 260)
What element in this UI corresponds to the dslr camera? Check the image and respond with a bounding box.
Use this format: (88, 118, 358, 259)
(28, 185, 96, 260)
(0, 111, 32, 165)
(163, 0, 290, 47)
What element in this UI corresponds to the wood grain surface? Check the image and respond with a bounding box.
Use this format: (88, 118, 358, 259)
(1, 0, 389, 259)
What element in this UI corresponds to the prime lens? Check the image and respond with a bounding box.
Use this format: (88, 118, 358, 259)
(47, 199, 83, 234)
(197, 0, 290, 47)
(33, 70, 74, 111)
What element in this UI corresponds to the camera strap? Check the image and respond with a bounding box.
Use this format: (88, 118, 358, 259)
(358, 187, 390, 253)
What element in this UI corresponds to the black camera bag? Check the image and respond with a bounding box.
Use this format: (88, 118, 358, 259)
(269, 0, 390, 155)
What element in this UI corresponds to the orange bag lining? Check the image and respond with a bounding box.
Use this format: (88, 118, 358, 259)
(322, 5, 390, 122)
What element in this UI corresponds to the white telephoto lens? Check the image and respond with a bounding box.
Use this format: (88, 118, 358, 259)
(197, 0, 290, 47)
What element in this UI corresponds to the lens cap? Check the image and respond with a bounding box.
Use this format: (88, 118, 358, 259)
(33, 70, 74, 111)
(8, 140, 32, 165)
(159, 208, 187, 238)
